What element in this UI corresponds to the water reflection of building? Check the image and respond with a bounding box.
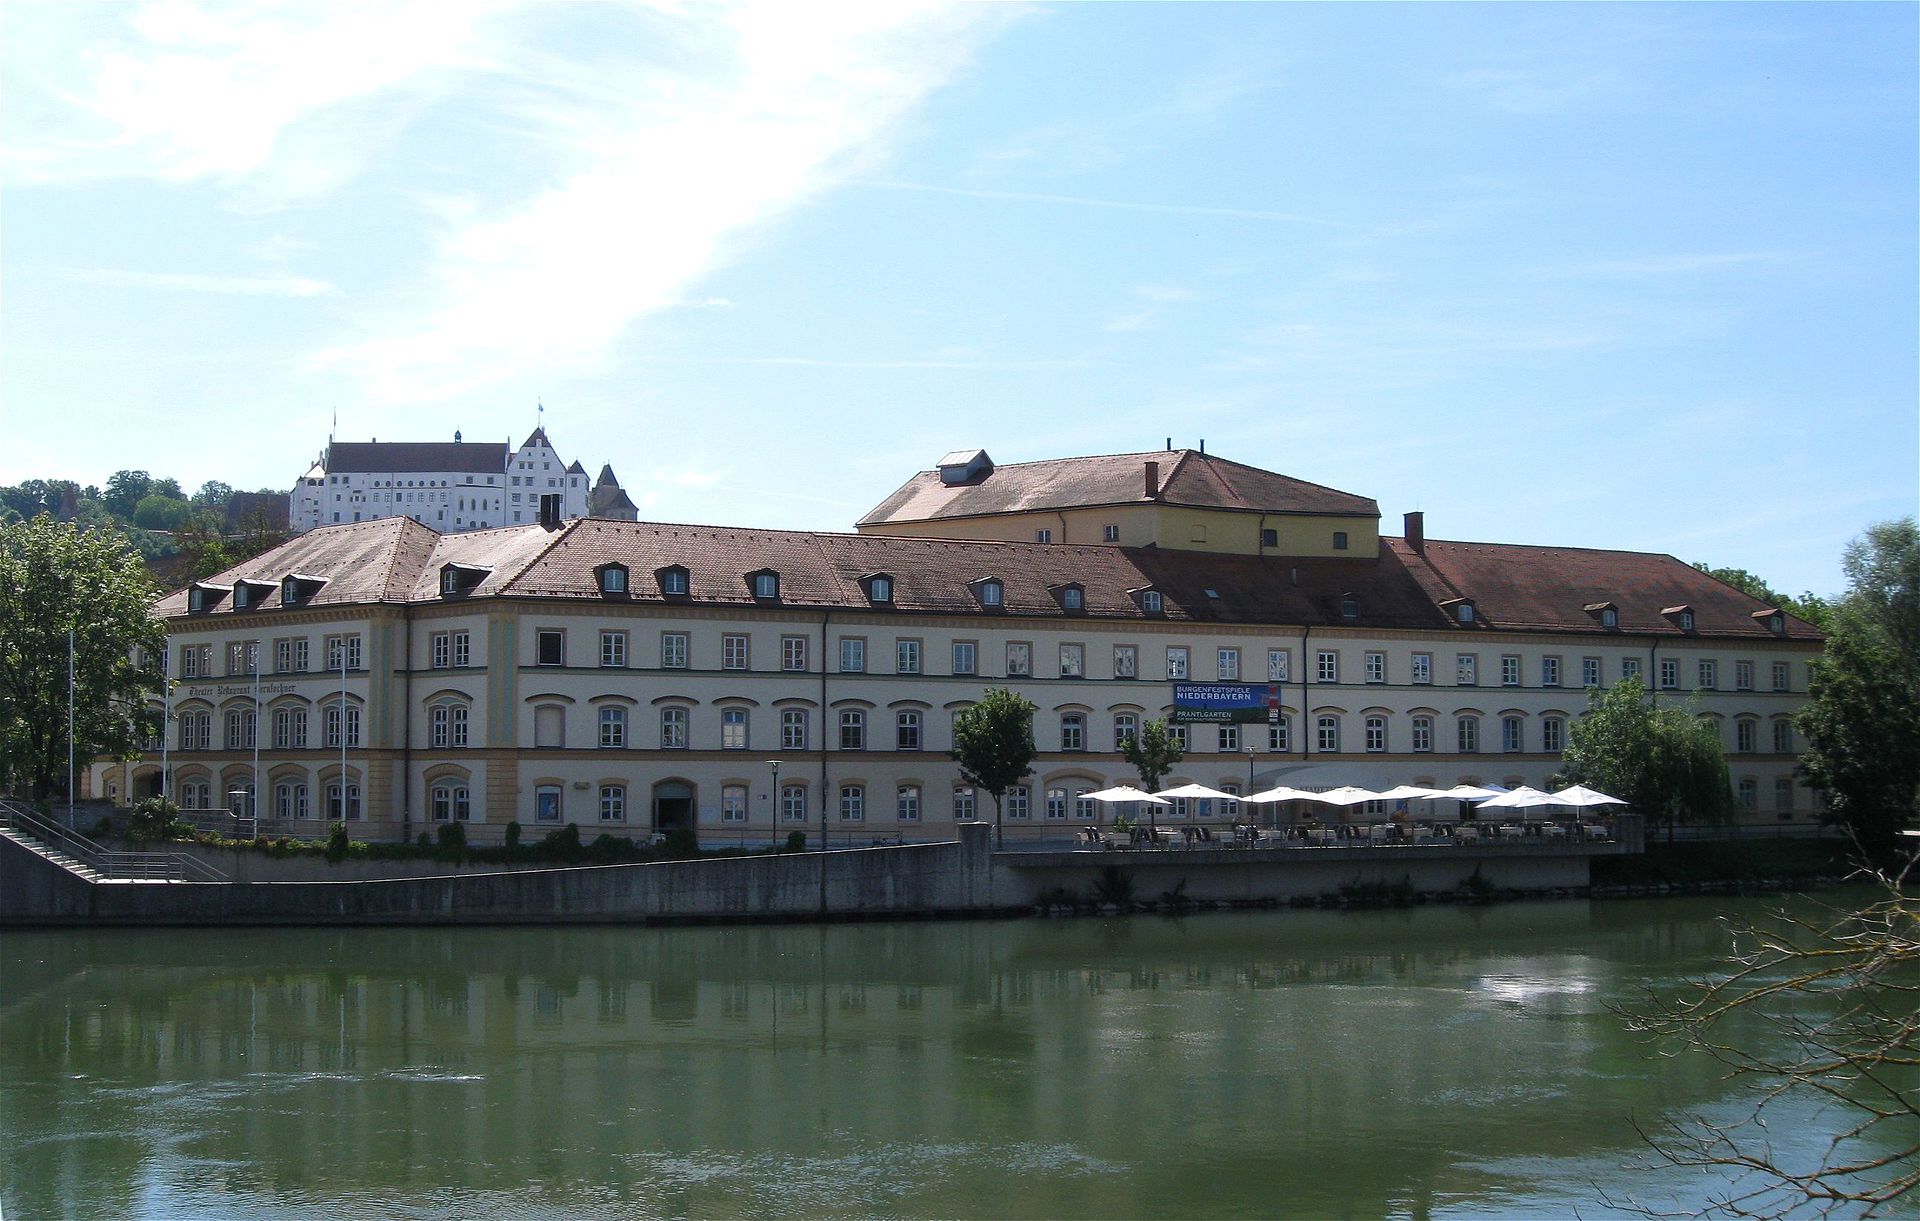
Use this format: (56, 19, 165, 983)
(104, 446, 1822, 842)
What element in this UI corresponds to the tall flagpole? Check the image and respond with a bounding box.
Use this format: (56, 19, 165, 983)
(160, 638, 171, 802)
(339, 640, 348, 821)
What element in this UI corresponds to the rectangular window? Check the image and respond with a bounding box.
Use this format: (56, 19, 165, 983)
(599, 706, 626, 748)
(1316, 650, 1337, 683)
(1456, 654, 1477, 686)
(1736, 719, 1755, 753)
(1541, 657, 1561, 687)
(1170, 723, 1189, 750)
(1113, 646, 1138, 679)
(1006, 786, 1030, 820)
(952, 786, 975, 821)
(781, 708, 807, 750)
(1217, 648, 1240, 680)
(1059, 643, 1084, 677)
(1542, 717, 1564, 752)
(1659, 658, 1679, 690)
(1458, 717, 1479, 753)
(275, 638, 309, 674)
(1103, 524, 1119, 542)
(840, 637, 866, 673)
(782, 636, 809, 672)
(661, 632, 689, 669)
(721, 708, 748, 750)
(722, 633, 749, 671)
(600, 631, 627, 669)
(1267, 649, 1291, 682)
(429, 632, 453, 670)
(1045, 788, 1068, 821)
(1771, 661, 1790, 692)
(1411, 717, 1433, 753)
(600, 786, 626, 822)
(660, 707, 688, 749)
(535, 630, 564, 667)
(325, 634, 362, 671)
(898, 785, 921, 822)
(272, 707, 307, 750)
(1316, 717, 1339, 753)
(1582, 656, 1601, 688)
(1623, 657, 1642, 680)
(1365, 716, 1385, 753)
(896, 639, 922, 674)
(1411, 653, 1431, 685)
(1166, 647, 1189, 680)
(1738, 778, 1757, 811)
(1697, 659, 1717, 690)
(227, 641, 257, 676)
(324, 702, 361, 749)
(1007, 642, 1032, 676)
(1364, 651, 1384, 683)
(896, 711, 921, 750)
(1773, 720, 1792, 753)
(1502, 716, 1523, 752)
(1774, 777, 1794, 814)
(1219, 723, 1240, 751)
(952, 641, 977, 675)
(838, 710, 865, 750)
(225, 709, 256, 750)
(1060, 714, 1085, 751)
(1114, 714, 1137, 749)
(722, 784, 748, 823)
(535, 784, 562, 824)
(1034, 528, 1052, 543)
(1735, 660, 1754, 691)
(1500, 655, 1520, 686)
(1269, 717, 1290, 751)
(781, 785, 807, 822)
(839, 785, 865, 822)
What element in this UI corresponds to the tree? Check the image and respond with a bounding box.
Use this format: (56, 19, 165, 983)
(1560, 676, 1735, 840)
(103, 470, 154, 520)
(950, 687, 1037, 848)
(1692, 562, 1834, 632)
(172, 512, 236, 581)
(1795, 519, 1920, 867)
(0, 517, 165, 801)
(132, 494, 192, 531)
(191, 480, 234, 512)
(1122, 718, 1185, 831)
(1619, 871, 1919, 1218)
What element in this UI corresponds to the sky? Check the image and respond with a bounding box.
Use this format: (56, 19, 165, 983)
(2, 2, 1913, 599)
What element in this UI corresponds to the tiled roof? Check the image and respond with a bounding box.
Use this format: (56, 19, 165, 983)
(857, 449, 1378, 526)
(1387, 537, 1824, 640)
(327, 441, 507, 475)
(154, 517, 1824, 642)
(155, 517, 440, 614)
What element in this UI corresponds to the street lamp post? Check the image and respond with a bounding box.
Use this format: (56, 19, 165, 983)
(767, 759, 780, 848)
(1245, 743, 1257, 836)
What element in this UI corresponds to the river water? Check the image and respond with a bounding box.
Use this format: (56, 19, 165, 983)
(0, 894, 1896, 1219)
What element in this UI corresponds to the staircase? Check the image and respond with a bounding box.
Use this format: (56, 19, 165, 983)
(0, 801, 227, 883)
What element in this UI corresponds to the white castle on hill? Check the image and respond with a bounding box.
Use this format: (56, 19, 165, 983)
(289, 426, 637, 534)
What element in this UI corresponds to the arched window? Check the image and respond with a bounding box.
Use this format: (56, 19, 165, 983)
(838, 709, 866, 750)
(272, 704, 308, 749)
(326, 779, 362, 821)
(431, 701, 469, 749)
(780, 708, 807, 751)
(1502, 716, 1523, 753)
(1316, 716, 1340, 753)
(274, 780, 308, 820)
(1365, 716, 1386, 753)
(324, 700, 362, 749)
(1411, 716, 1434, 753)
(1458, 716, 1480, 754)
(660, 706, 689, 749)
(431, 781, 471, 822)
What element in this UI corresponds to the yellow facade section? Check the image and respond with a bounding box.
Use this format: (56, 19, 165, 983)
(859, 503, 1379, 557)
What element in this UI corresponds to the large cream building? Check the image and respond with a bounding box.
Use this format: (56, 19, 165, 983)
(107, 447, 1825, 846)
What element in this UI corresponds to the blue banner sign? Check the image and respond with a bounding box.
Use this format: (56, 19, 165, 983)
(1170, 683, 1279, 724)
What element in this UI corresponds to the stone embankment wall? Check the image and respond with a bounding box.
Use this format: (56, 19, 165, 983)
(1, 820, 1640, 927)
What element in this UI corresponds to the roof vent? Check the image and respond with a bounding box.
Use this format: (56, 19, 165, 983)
(937, 449, 994, 486)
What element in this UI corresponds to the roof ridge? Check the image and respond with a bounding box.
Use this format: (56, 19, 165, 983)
(497, 517, 591, 594)
(379, 519, 444, 599)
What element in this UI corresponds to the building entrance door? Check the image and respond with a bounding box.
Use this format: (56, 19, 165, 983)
(652, 780, 695, 843)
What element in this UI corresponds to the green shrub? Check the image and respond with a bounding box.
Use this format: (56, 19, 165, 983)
(127, 797, 183, 843)
(324, 821, 350, 862)
(539, 823, 583, 860)
(436, 822, 467, 856)
(1091, 866, 1135, 907)
(503, 821, 522, 850)
(784, 830, 808, 853)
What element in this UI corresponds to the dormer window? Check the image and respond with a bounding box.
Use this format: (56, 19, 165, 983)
(656, 566, 690, 597)
(973, 578, 1004, 609)
(1752, 608, 1786, 636)
(1664, 605, 1696, 633)
(1442, 597, 1475, 625)
(1340, 595, 1359, 622)
(439, 563, 489, 597)
(1132, 587, 1164, 615)
(231, 579, 273, 610)
(280, 573, 327, 607)
(188, 583, 230, 614)
(748, 569, 780, 600)
(861, 573, 894, 604)
(1585, 601, 1620, 630)
(596, 564, 629, 596)
(1051, 583, 1086, 613)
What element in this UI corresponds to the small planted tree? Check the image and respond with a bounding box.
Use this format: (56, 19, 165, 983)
(951, 687, 1037, 848)
(1561, 676, 1735, 841)
(1122, 718, 1185, 833)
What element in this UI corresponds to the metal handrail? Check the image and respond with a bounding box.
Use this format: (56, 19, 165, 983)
(0, 800, 227, 882)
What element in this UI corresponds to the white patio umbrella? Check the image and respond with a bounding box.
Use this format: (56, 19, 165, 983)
(1085, 785, 1170, 836)
(1476, 785, 1561, 812)
(1436, 784, 1504, 801)
(1303, 785, 1382, 806)
(1154, 782, 1239, 802)
(1550, 784, 1627, 808)
(1246, 784, 1315, 804)
(1376, 784, 1448, 801)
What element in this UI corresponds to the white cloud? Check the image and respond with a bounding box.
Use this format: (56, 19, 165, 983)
(57, 267, 336, 297)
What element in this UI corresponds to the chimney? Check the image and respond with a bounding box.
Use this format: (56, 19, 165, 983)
(1199, 438, 1205, 454)
(1404, 511, 1425, 555)
(538, 493, 562, 529)
(1144, 461, 1160, 499)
